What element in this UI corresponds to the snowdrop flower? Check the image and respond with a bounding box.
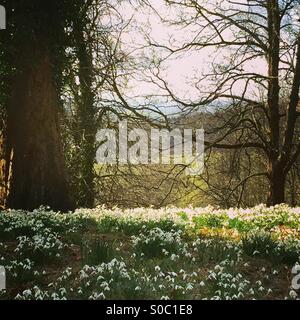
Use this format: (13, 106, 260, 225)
(289, 290, 298, 299)
(237, 292, 244, 299)
(23, 290, 32, 297)
(186, 283, 193, 290)
(99, 292, 105, 299)
(249, 288, 255, 295)
(59, 288, 67, 296)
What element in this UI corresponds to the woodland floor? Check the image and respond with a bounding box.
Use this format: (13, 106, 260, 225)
(0, 204, 300, 300)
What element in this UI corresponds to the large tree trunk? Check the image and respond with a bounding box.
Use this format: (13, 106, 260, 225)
(266, 1, 284, 207)
(267, 160, 285, 206)
(0, 131, 7, 209)
(73, 20, 97, 208)
(2, 43, 74, 211)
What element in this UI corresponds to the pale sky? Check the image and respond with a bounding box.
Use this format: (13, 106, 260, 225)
(107, 0, 298, 112)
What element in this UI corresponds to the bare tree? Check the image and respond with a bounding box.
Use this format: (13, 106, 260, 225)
(142, 0, 300, 205)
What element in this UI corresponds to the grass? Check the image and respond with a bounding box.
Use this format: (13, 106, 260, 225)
(0, 204, 300, 300)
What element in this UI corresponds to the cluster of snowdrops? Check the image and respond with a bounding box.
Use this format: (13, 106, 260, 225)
(0, 204, 300, 300)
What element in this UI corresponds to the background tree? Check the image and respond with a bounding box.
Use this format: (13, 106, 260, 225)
(60, 0, 143, 208)
(142, 0, 300, 206)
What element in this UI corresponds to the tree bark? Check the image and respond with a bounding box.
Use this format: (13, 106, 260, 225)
(266, 1, 285, 206)
(267, 160, 285, 205)
(0, 131, 8, 208)
(73, 19, 97, 208)
(2, 43, 74, 211)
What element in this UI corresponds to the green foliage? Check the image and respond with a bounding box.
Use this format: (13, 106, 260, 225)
(273, 238, 300, 265)
(194, 237, 241, 265)
(132, 228, 186, 259)
(193, 214, 226, 229)
(81, 238, 115, 265)
(98, 216, 183, 235)
(228, 218, 253, 232)
(177, 211, 189, 221)
(241, 232, 277, 258)
(241, 232, 300, 265)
